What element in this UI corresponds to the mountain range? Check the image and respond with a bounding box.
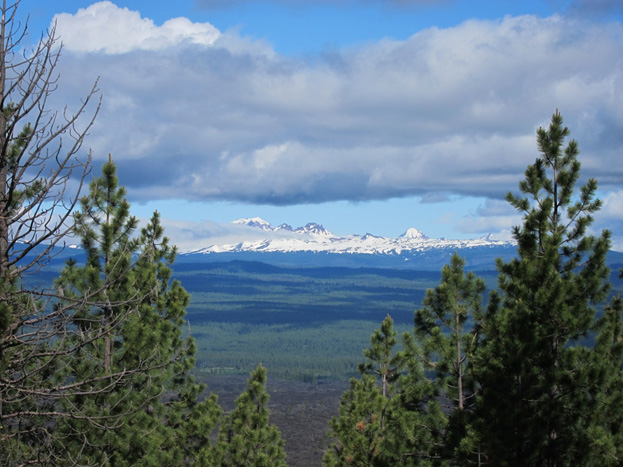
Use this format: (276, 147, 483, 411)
(184, 217, 512, 256)
(172, 217, 527, 270)
(27, 217, 623, 272)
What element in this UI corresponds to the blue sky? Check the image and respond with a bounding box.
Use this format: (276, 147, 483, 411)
(19, 0, 623, 250)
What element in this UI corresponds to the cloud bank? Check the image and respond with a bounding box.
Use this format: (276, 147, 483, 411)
(52, 2, 623, 210)
(568, 0, 623, 18)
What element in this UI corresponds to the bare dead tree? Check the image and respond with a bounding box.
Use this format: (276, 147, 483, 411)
(0, 0, 99, 279)
(0, 0, 101, 462)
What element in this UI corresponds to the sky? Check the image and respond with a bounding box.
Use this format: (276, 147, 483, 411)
(17, 0, 623, 251)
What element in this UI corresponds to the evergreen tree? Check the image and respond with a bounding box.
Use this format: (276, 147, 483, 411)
(165, 374, 223, 466)
(408, 252, 485, 462)
(324, 374, 394, 467)
(359, 314, 405, 398)
(55, 159, 221, 465)
(325, 315, 444, 466)
(327, 112, 622, 466)
(473, 110, 620, 465)
(211, 364, 286, 467)
(325, 316, 403, 467)
(585, 294, 623, 464)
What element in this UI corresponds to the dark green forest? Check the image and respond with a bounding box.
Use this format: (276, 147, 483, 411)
(182, 263, 620, 387)
(1, 1, 623, 465)
(183, 263, 454, 383)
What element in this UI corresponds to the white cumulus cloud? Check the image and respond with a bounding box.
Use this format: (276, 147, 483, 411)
(54, 1, 220, 54)
(48, 4, 623, 217)
(600, 191, 623, 219)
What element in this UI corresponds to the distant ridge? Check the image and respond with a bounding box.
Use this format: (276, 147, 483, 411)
(175, 219, 623, 270)
(182, 217, 514, 257)
(21, 226, 623, 273)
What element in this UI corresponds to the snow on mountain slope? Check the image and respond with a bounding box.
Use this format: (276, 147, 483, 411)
(183, 218, 513, 256)
(401, 228, 428, 240)
(232, 217, 274, 231)
(294, 222, 334, 237)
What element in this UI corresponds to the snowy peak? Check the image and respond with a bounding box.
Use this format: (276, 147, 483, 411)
(276, 223, 294, 232)
(232, 218, 334, 237)
(232, 217, 274, 231)
(294, 222, 334, 237)
(401, 227, 429, 240)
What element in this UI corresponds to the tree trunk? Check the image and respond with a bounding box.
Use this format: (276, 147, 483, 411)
(0, 0, 9, 281)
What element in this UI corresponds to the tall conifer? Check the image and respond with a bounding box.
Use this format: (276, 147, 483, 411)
(473, 111, 619, 465)
(325, 316, 404, 466)
(325, 315, 445, 466)
(211, 364, 286, 467)
(408, 252, 485, 462)
(55, 159, 221, 465)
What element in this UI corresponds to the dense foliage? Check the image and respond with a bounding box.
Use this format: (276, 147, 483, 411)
(472, 111, 622, 465)
(327, 111, 623, 466)
(52, 159, 224, 465)
(325, 315, 446, 466)
(0, 157, 286, 465)
(211, 364, 287, 467)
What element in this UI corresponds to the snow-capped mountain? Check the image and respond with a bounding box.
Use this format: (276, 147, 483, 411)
(401, 228, 428, 240)
(183, 217, 513, 256)
(276, 223, 294, 232)
(294, 222, 333, 237)
(232, 217, 274, 231)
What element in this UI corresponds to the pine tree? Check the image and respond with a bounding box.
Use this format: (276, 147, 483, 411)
(473, 110, 620, 465)
(325, 316, 403, 466)
(324, 374, 393, 467)
(55, 159, 221, 465)
(359, 314, 405, 398)
(408, 252, 485, 462)
(585, 294, 623, 464)
(325, 315, 444, 466)
(165, 373, 223, 466)
(211, 364, 286, 467)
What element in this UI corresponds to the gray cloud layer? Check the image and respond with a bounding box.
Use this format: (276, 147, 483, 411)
(568, 0, 623, 18)
(52, 3, 623, 209)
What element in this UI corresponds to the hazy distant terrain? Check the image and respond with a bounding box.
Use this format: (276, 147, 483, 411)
(175, 251, 623, 383)
(177, 243, 520, 270)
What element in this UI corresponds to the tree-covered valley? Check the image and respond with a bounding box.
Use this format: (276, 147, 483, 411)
(177, 259, 622, 384)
